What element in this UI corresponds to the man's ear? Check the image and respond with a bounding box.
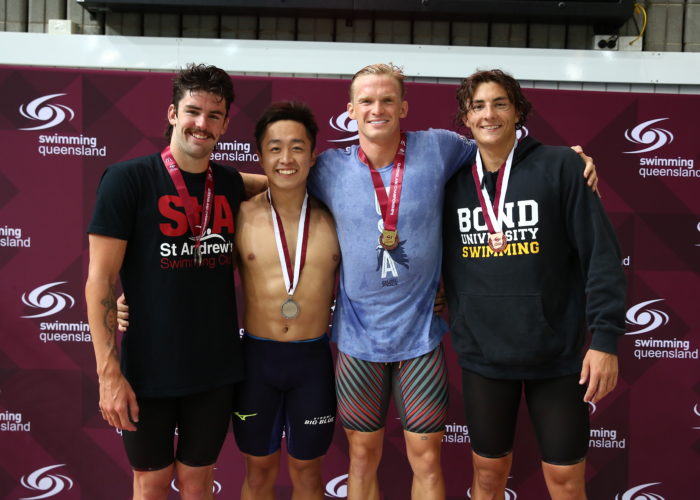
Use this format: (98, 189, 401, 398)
(399, 100, 408, 119)
(167, 104, 177, 125)
(347, 101, 356, 120)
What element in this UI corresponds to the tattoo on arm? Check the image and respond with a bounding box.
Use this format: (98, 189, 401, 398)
(100, 283, 118, 360)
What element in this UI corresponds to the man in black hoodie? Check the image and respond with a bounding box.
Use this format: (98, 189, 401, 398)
(442, 69, 626, 499)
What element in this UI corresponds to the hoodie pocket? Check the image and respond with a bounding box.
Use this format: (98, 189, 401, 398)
(454, 293, 564, 366)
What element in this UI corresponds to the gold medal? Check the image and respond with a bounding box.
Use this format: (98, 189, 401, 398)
(488, 232, 508, 253)
(380, 229, 399, 250)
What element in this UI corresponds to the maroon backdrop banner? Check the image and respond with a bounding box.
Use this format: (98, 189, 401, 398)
(0, 66, 698, 499)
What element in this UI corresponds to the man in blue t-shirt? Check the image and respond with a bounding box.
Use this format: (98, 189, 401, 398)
(308, 63, 597, 499)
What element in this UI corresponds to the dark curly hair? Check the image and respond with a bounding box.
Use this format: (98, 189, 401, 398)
(165, 63, 235, 140)
(455, 69, 532, 131)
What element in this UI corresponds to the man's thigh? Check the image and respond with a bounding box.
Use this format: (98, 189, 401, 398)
(123, 396, 178, 471)
(392, 343, 449, 434)
(336, 351, 392, 432)
(175, 384, 234, 467)
(461, 369, 522, 459)
(232, 337, 286, 457)
(525, 374, 589, 465)
(284, 338, 336, 460)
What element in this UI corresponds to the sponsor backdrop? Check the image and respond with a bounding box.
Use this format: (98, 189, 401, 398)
(0, 66, 698, 499)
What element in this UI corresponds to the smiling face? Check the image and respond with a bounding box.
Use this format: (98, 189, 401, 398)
(347, 74, 408, 144)
(167, 90, 229, 165)
(259, 120, 316, 191)
(462, 81, 518, 153)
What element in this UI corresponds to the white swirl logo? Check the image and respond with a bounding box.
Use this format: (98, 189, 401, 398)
(625, 299, 669, 335)
(325, 473, 348, 498)
(19, 94, 75, 131)
(587, 401, 597, 414)
(468, 486, 517, 499)
(19, 464, 74, 499)
(21, 282, 75, 318)
(171, 478, 222, 495)
(615, 482, 664, 500)
(516, 126, 529, 140)
(623, 118, 674, 154)
(693, 403, 700, 430)
(327, 112, 359, 143)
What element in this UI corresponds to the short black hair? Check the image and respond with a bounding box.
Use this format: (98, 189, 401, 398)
(254, 101, 319, 152)
(166, 63, 235, 140)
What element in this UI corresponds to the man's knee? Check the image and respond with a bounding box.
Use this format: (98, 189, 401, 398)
(133, 467, 174, 500)
(542, 460, 586, 499)
(288, 457, 323, 491)
(244, 453, 280, 490)
(345, 429, 384, 473)
(472, 453, 512, 494)
(174, 463, 215, 499)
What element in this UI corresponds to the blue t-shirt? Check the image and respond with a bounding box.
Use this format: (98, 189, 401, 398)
(308, 129, 476, 362)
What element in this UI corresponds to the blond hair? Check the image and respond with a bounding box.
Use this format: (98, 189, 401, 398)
(349, 63, 406, 101)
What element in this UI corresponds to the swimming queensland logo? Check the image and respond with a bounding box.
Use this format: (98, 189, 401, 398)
(626, 299, 698, 361)
(21, 282, 92, 344)
(172, 478, 222, 495)
(625, 299, 669, 335)
(21, 282, 75, 319)
(468, 484, 517, 499)
(325, 473, 348, 498)
(19, 93, 107, 158)
(623, 118, 673, 154)
(615, 482, 664, 500)
(19, 464, 74, 500)
(327, 111, 358, 143)
(19, 94, 75, 131)
(624, 118, 698, 179)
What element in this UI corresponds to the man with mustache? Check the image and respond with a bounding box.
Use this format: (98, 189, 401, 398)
(86, 63, 263, 500)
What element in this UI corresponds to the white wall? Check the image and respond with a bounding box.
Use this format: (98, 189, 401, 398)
(1, 32, 699, 94)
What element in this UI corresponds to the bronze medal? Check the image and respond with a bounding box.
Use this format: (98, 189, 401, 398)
(281, 298, 300, 320)
(380, 229, 399, 251)
(488, 232, 508, 253)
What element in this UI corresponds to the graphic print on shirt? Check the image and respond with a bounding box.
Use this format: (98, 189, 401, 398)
(456, 199, 541, 259)
(157, 193, 235, 270)
(374, 187, 409, 285)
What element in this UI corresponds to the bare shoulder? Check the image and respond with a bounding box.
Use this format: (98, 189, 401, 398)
(239, 192, 268, 218)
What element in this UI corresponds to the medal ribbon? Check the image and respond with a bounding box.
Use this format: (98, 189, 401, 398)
(471, 139, 517, 235)
(160, 146, 214, 259)
(359, 132, 407, 234)
(268, 190, 311, 296)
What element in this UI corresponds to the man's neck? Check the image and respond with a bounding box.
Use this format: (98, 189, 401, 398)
(478, 140, 516, 172)
(268, 184, 307, 217)
(170, 145, 209, 173)
(358, 133, 401, 169)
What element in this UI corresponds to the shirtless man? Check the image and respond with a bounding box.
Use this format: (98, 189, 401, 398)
(231, 101, 340, 500)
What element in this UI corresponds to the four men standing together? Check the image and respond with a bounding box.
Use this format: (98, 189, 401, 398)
(86, 61, 624, 500)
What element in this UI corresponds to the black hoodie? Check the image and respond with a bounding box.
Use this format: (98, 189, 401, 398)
(442, 136, 626, 379)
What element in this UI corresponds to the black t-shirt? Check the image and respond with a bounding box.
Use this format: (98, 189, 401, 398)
(88, 153, 245, 397)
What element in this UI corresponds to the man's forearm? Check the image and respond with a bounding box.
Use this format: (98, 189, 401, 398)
(86, 277, 121, 378)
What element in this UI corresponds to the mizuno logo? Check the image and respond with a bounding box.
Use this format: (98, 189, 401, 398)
(234, 412, 258, 421)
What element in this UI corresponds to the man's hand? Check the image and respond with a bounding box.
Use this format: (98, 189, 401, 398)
(579, 349, 618, 403)
(117, 293, 129, 332)
(570, 145, 600, 197)
(99, 371, 139, 431)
